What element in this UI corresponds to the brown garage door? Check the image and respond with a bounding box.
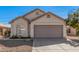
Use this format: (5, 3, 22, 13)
(34, 25, 63, 39)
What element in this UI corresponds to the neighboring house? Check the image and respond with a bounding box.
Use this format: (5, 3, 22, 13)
(0, 25, 10, 38)
(10, 9, 66, 39)
(67, 26, 76, 36)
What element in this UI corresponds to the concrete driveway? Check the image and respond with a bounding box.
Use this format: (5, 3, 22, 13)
(32, 39, 79, 52)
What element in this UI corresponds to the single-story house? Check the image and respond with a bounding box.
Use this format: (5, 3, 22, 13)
(10, 9, 66, 39)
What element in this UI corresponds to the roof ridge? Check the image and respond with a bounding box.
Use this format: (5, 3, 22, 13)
(23, 8, 45, 17)
(47, 12, 65, 20)
(9, 16, 30, 24)
(31, 12, 65, 24)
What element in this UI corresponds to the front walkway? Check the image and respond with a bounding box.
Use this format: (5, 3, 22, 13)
(32, 38, 79, 52)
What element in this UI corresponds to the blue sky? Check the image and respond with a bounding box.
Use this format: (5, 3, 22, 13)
(0, 6, 79, 24)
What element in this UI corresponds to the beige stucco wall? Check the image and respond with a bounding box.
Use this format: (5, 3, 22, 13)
(30, 13, 66, 38)
(11, 18, 29, 37)
(24, 10, 44, 21)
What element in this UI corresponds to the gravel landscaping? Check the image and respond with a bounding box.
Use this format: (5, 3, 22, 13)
(0, 39, 33, 52)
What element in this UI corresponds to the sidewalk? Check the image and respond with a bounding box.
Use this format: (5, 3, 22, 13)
(67, 36, 79, 40)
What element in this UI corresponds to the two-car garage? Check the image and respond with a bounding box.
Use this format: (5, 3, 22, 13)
(34, 25, 63, 39)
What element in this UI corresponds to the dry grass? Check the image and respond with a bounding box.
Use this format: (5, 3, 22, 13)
(0, 40, 33, 52)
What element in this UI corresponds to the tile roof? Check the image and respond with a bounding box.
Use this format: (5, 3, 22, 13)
(10, 9, 65, 24)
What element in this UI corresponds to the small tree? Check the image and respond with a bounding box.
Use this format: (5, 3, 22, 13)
(66, 8, 79, 36)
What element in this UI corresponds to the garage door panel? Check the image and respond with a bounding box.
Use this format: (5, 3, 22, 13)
(34, 25, 63, 38)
